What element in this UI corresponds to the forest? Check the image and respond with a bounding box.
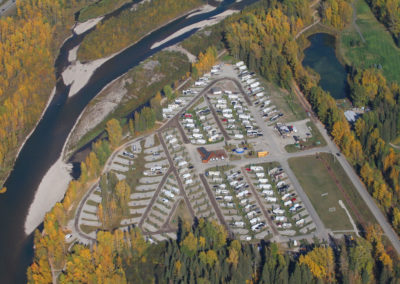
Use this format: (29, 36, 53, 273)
(0, 0, 96, 189)
(78, 0, 132, 22)
(28, 218, 400, 283)
(365, 0, 400, 46)
(77, 0, 205, 62)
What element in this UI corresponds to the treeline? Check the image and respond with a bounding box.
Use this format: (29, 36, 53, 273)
(131, 93, 163, 133)
(191, 46, 217, 79)
(78, 0, 132, 22)
(366, 0, 400, 46)
(77, 0, 205, 62)
(321, 0, 352, 29)
(29, 219, 400, 283)
(0, 0, 93, 188)
(98, 172, 131, 229)
(224, 3, 308, 89)
(27, 118, 122, 282)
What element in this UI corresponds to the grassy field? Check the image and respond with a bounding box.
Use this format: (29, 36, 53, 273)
(258, 77, 307, 123)
(170, 200, 193, 229)
(340, 0, 400, 84)
(289, 153, 377, 232)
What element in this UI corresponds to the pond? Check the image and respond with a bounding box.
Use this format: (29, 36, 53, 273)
(302, 33, 348, 99)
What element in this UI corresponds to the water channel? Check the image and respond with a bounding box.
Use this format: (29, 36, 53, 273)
(0, 0, 258, 282)
(302, 33, 348, 99)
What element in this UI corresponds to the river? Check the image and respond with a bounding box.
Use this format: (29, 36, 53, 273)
(302, 33, 348, 99)
(0, 0, 258, 282)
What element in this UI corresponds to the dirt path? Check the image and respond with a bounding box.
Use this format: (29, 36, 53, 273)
(295, 0, 321, 40)
(351, 0, 366, 43)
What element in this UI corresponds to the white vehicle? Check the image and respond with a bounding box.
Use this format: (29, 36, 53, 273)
(228, 94, 238, 100)
(161, 198, 170, 204)
(237, 191, 248, 198)
(226, 202, 235, 208)
(193, 133, 203, 139)
(262, 107, 275, 113)
(250, 82, 260, 88)
(239, 65, 247, 71)
(65, 234, 73, 240)
(259, 184, 272, 190)
(208, 171, 220, 176)
(150, 166, 162, 172)
(234, 134, 244, 139)
(223, 108, 232, 113)
(169, 138, 178, 144)
(195, 81, 206, 86)
(239, 114, 250, 120)
(178, 160, 188, 167)
(236, 61, 245, 67)
(255, 172, 265, 178)
(234, 221, 245, 228)
(277, 181, 286, 188)
(217, 99, 227, 104)
(250, 217, 261, 224)
(246, 78, 256, 85)
(223, 113, 233, 119)
(284, 200, 293, 207)
(163, 190, 175, 199)
(247, 211, 257, 218)
(182, 173, 191, 180)
(216, 104, 227, 109)
(185, 179, 193, 185)
(282, 193, 291, 201)
(262, 190, 274, 196)
(273, 208, 285, 214)
(241, 75, 251, 81)
(209, 135, 220, 142)
(296, 219, 305, 226)
(171, 187, 180, 194)
(197, 139, 206, 144)
(282, 223, 292, 228)
(224, 195, 233, 202)
(250, 166, 263, 172)
(275, 216, 286, 222)
(240, 199, 248, 205)
(266, 197, 277, 202)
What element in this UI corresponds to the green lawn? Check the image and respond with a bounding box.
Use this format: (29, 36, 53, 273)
(289, 153, 376, 231)
(340, 0, 400, 84)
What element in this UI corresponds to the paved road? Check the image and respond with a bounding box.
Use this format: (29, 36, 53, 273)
(242, 169, 280, 238)
(0, 0, 15, 17)
(158, 133, 195, 218)
(292, 84, 400, 254)
(138, 166, 173, 227)
(199, 174, 229, 229)
(204, 94, 231, 141)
